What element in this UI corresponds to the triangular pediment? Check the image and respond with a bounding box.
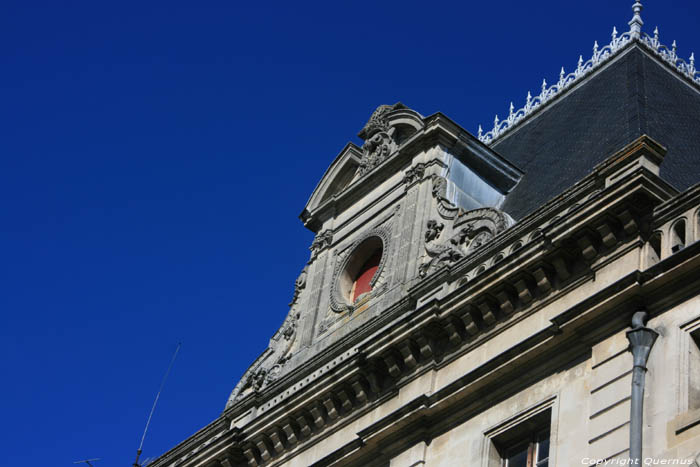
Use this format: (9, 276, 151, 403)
(303, 143, 363, 218)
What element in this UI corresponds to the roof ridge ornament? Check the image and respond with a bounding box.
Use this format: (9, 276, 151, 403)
(477, 2, 700, 146)
(629, 1, 644, 39)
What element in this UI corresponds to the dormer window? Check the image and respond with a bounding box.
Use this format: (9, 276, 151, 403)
(351, 249, 382, 302)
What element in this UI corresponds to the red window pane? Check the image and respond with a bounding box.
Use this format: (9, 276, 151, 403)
(352, 250, 381, 302)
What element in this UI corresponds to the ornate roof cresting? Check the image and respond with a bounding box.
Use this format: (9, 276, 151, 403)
(477, 1, 700, 145)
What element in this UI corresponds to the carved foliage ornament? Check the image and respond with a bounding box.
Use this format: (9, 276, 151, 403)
(356, 103, 406, 178)
(419, 207, 509, 277)
(403, 163, 426, 187)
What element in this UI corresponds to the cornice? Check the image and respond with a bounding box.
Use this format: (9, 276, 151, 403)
(149, 417, 236, 467)
(653, 182, 700, 226)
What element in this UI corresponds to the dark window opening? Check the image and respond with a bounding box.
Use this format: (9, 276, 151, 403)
(500, 431, 549, 467)
(672, 220, 686, 253)
(492, 409, 551, 467)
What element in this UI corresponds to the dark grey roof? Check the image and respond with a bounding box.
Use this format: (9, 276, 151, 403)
(494, 44, 700, 220)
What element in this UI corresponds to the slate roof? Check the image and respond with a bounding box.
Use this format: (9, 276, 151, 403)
(494, 43, 700, 220)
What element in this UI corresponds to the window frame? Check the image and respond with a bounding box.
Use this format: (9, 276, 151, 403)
(499, 428, 550, 467)
(482, 397, 557, 467)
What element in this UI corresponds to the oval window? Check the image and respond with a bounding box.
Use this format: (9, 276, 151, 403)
(351, 249, 382, 302)
(338, 236, 383, 305)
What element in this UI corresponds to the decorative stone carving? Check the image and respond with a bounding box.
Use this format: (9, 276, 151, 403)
(289, 265, 308, 307)
(309, 229, 333, 261)
(402, 163, 426, 187)
(424, 220, 444, 243)
(431, 175, 460, 220)
(357, 132, 396, 177)
(431, 174, 448, 200)
(466, 230, 494, 255)
(419, 207, 511, 277)
(356, 103, 406, 178)
(419, 221, 467, 277)
(226, 264, 310, 406)
(454, 206, 510, 232)
(358, 102, 406, 140)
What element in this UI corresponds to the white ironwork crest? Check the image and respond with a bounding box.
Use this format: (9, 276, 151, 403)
(478, 1, 699, 145)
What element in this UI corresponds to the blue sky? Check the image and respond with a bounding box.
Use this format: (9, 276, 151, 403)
(2, 1, 699, 465)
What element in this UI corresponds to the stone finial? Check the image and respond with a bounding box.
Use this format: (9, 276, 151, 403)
(629, 1, 644, 38)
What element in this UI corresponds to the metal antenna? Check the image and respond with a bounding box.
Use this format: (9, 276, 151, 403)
(133, 342, 182, 467)
(74, 459, 100, 467)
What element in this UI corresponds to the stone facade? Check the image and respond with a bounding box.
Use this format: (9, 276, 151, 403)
(149, 11, 700, 467)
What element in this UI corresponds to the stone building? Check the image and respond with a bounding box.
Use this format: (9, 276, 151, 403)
(149, 3, 700, 466)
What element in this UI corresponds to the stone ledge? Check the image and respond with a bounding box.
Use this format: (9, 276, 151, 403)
(674, 407, 700, 435)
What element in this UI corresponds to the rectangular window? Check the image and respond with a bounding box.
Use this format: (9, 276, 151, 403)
(499, 429, 549, 467)
(491, 409, 551, 467)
